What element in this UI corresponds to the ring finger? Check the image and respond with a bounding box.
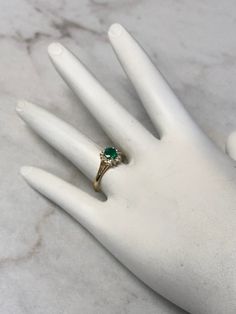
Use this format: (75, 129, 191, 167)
(16, 100, 101, 183)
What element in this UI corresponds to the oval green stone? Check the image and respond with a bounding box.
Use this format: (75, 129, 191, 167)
(103, 147, 118, 160)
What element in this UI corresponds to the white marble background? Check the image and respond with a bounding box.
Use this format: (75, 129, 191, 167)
(0, 0, 236, 313)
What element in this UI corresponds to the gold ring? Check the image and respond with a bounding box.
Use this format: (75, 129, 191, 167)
(93, 147, 123, 192)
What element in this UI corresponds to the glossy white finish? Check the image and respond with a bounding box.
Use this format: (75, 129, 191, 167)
(47, 41, 153, 156)
(16, 100, 101, 181)
(226, 131, 236, 161)
(18, 24, 236, 314)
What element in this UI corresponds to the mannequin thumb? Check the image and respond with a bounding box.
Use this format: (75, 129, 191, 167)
(225, 131, 236, 161)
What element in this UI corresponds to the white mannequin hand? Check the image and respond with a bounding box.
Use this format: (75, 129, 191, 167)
(226, 131, 236, 161)
(16, 24, 236, 314)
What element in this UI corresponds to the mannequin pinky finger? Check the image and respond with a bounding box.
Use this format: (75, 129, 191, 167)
(20, 166, 107, 232)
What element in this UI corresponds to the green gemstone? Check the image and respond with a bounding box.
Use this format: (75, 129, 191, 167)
(103, 147, 118, 160)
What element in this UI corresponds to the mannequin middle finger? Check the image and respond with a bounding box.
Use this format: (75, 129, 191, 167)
(48, 42, 155, 159)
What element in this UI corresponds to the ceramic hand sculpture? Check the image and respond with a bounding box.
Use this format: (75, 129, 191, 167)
(16, 24, 236, 314)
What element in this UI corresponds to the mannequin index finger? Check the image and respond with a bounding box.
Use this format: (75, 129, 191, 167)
(108, 24, 193, 138)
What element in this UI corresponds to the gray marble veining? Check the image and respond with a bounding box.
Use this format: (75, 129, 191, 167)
(0, 1, 236, 313)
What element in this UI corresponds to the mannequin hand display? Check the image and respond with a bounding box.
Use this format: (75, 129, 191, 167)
(16, 24, 236, 314)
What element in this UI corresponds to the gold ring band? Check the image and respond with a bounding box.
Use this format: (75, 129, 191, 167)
(93, 147, 123, 192)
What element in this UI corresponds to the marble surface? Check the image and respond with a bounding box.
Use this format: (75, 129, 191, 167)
(1, 0, 236, 313)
